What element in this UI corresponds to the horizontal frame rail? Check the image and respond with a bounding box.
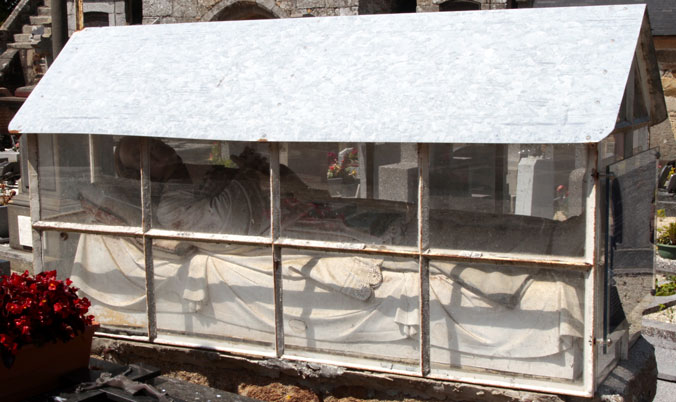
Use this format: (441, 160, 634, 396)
(33, 220, 592, 271)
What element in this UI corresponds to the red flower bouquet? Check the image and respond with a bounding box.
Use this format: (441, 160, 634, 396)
(0, 270, 95, 369)
(327, 147, 359, 182)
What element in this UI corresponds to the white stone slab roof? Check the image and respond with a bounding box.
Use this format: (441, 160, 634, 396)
(8, 5, 665, 144)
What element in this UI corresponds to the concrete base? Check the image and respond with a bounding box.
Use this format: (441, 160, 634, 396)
(657, 190, 676, 217)
(643, 317, 676, 382)
(0, 243, 33, 274)
(578, 336, 657, 402)
(91, 335, 657, 402)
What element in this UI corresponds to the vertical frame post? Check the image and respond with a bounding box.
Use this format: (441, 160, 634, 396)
(140, 137, 156, 341)
(270, 142, 284, 357)
(76, 0, 84, 31)
(88, 135, 96, 183)
(26, 134, 43, 274)
(624, 66, 636, 158)
(584, 143, 599, 395)
(418, 143, 430, 376)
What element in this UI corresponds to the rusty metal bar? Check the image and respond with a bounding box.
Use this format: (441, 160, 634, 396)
(27, 134, 44, 273)
(146, 229, 269, 245)
(425, 249, 592, 270)
(270, 143, 284, 357)
(32, 221, 144, 236)
(417, 143, 430, 376)
(76, 0, 84, 31)
(140, 138, 157, 341)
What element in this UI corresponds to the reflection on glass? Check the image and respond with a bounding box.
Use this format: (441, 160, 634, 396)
(112, 138, 271, 236)
(430, 262, 585, 383)
(52, 233, 148, 333)
(39, 134, 142, 226)
(154, 242, 274, 351)
(596, 149, 656, 375)
(280, 143, 418, 247)
(283, 250, 419, 370)
(430, 144, 587, 256)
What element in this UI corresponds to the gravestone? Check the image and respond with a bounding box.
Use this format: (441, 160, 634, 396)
(0, 259, 9, 276)
(667, 174, 676, 194)
(566, 167, 586, 218)
(514, 156, 554, 219)
(378, 144, 418, 203)
(658, 164, 672, 188)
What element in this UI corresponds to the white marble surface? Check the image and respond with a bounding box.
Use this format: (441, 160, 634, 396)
(10, 5, 646, 144)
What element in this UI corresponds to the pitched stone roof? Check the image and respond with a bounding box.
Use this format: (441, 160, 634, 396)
(533, 0, 676, 36)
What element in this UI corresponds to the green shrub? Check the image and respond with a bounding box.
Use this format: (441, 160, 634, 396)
(656, 275, 676, 296)
(657, 222, 676, 245)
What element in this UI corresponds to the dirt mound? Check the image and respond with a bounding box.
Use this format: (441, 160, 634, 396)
(239, 382, 321, 402)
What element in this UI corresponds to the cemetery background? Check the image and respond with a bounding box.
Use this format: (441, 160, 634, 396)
(0, 1, 672, 401)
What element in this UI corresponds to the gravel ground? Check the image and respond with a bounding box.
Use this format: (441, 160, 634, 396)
(645, 306, 676, 323)
(655, 380, 676, 402)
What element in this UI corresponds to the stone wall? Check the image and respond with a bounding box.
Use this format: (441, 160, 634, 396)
(417, 0, 508, 13)
(139, 0, 512, 22)
(651, 71, 676, 162)
(141, 0, 364, 23)
(67, 0, 127, 34)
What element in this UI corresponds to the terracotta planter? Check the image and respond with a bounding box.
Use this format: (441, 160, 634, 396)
(657, 243, 676, 260)
(0, 324, 98, 401)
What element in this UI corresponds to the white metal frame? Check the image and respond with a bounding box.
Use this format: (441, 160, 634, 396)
(28, 136, 600, 397)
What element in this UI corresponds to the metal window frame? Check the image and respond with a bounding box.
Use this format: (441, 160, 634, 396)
(28, 135, 599, 397)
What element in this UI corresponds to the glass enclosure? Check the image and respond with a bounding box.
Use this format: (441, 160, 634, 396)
(42, 231, 149, 335)
(429, 143, 587, 256)
(154, 242, 275, 354)
(283, 250, 420, 372)
(32, 134, 611, 394)
(596, 148, 657, 379)
(429, 263, 585, 383)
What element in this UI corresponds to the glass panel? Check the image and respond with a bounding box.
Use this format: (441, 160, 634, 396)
(599, 134, 620, 167)
(280, 142, 417, 248)
(606, 149, 656, 275)
(632, 61, 648, 123)
(598, 149, 657, 376)
(39, 134, 141, 226)
(430, 262, 585, 384)
(137, 138, 271, 235)
(154, 242, 274, 353)
(632, 126, 649, 155)
(430, 144, 587, 257)
(43, 231, 148, 334)
(283, 249, 419, 372)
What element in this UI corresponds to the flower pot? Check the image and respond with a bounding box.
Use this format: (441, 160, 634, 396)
(657, 243, 676, 260)
(0, 324, 98, 401)
(327, 178, 359, 198)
